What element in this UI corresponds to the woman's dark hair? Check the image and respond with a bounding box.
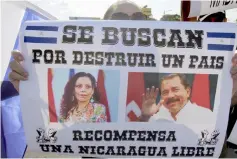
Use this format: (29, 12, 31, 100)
(59, 72, 99, 120)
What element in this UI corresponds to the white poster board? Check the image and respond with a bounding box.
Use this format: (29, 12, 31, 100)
(188, 0, 237, 18)
(19, 20, 237, 158)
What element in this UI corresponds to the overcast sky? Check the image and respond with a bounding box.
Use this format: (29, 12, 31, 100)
(31, 0, 237, 22)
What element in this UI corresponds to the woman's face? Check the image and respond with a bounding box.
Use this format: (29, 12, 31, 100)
(74, 76, 94, 102)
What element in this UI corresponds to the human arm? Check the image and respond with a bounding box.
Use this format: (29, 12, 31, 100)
(231, 53, 237, 106)
(8, 50, 29, 92)
(138, 86, 163, 122)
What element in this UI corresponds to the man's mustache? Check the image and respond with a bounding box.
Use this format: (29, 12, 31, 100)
(166, 97, 180, 105)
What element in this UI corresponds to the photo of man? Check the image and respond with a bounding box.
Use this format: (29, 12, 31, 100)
(126, 72, 217, 133)
(139, 73, 215, 124)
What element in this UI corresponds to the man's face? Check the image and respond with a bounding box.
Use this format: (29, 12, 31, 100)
(160, 76, 190, 114)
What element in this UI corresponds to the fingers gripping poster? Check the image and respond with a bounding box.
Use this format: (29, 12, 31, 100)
(19, 20, 237, 158)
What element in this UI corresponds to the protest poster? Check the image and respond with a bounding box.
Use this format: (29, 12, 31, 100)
(19, 20, 237, 158)
(188, 0, 237, 18)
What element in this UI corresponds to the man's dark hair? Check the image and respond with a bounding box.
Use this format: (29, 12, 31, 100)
(160, 73, 190, 90)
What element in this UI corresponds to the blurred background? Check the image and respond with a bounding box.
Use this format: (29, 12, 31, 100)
(30, 0, 237, 22)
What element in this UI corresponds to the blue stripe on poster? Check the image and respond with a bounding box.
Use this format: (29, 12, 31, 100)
(24, 36, 57, 44)
(208, 44, 234, 51)
(26, 26, 58, 31)
(207, 32, 235, 39)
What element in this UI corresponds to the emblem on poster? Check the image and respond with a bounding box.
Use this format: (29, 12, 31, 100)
(198, 130, 220, 146)
(36, 128, 58, 143)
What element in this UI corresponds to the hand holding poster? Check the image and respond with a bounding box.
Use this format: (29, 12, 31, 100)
(19, 20, 237, 158)
(188, 0, 237, 18)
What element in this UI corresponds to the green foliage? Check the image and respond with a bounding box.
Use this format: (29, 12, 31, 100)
(160, 14, 181, 21)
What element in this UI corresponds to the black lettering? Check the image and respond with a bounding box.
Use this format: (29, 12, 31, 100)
(77, 26, 93, 44)
(55, 50, 67, 64)
(146, 131, 158, 141)
(180, 147, 186, 156)
(158, 131, 166, 141)
(206, 147, 215, 156)
(210, 0, 220, 7)
(121, 28, 136, 46)
(84, 51, 94, 65)
(172, 55, 185, 68)
(90, 146, 96, 154)
(105, 146, 116, 155)
(116, 146, 126, 156)
(102, 27, 118, 45)
(32, 49, 42, 63)
(210, 0, 213, 7)
(167, 131, 176, 141)
(198, 56, 209, 69)
(186, 30, 203, 49)
(168, 29, 185, 48)
(39, 144, 49, 152)
(210, 56, 216, 69)
(223, 0, 231, 5)
(138, 146, 146, 156)
(105, 52, 115, 66)
(127, 146, 137, 156)
(137, 131, 146, 141)
(84, 130, 93, 141)
(78, 146, 89, 154)
(216, 56, 224, 69)
(157, 147, 167, 156)
(148, 147, 157, 156)
(128, 130, 137, 141)
(196, 147, 205, 156)
(95, 130, 103, 141)
(186, 147, 195, 156)
(145, 54, 156, 67)
(73, 130, 83, 141)
(172, 147, 180, 156)
(63, 145, 74, 153)
(51, 145, 61, 152)
(127, 53, 138, 67)
(138, 28, 151, 46)
(153, 29, 166, 47)
(115, 52, 126, 66)
(62, 25, 76, 43)
(162, 54, 172, 68)
(104, 130, 112, 141)
(189, 55, 198, 68)
(44, 50, 53, 64)
(138, 53, 145, 67)
(72, 51, 83, 65)
(113, 130, 127, 141)
(97, 146, 104, 155)
(95, 52, 103, 65)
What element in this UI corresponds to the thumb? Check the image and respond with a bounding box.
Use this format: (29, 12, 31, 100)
(155, 99, 164, 113)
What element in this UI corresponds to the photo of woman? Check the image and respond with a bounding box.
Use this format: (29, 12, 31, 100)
(59, 72, 107, 123)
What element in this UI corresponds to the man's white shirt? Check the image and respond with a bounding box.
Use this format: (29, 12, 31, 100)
(149, 100, 216, 135)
